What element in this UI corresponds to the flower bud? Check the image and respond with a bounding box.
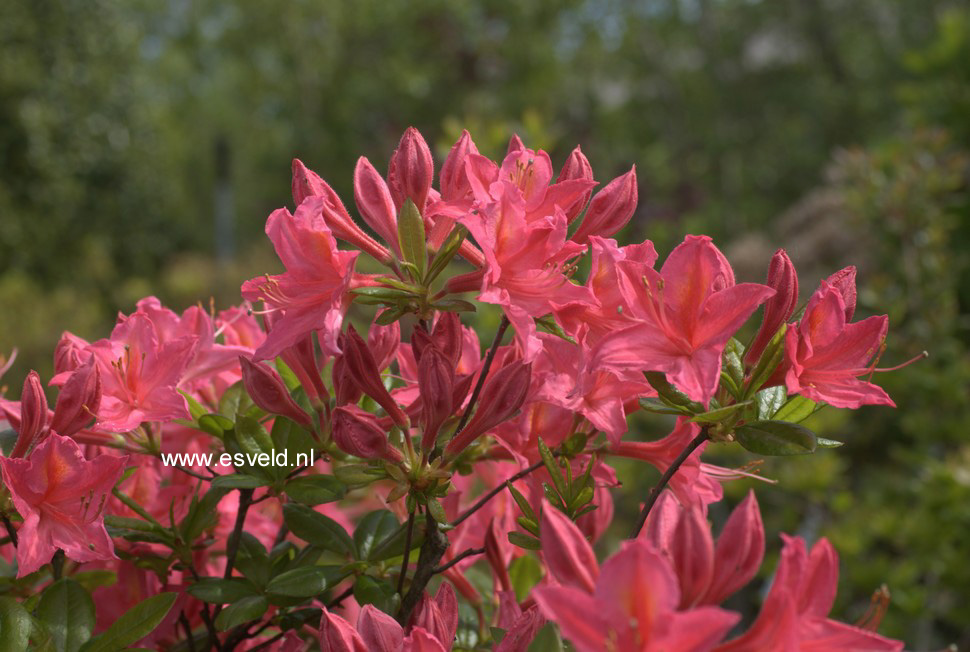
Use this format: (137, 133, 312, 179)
(702, 489, 764, 605)
(368, 318, 401, 373)
(539, 501, 599, 592)
(292, 159, 392, 264)
(824, 266, 857, 321)
(357, 605, 404, 652)
(557, 145, 594, 223)
(342, 327, 409, 429)
(670, 505, 715, 608)
(570, 166, 637, 245)
(388, 127, 434, 211)
(331, 352, 362, 406)
(319, 608, 366, 652)
(50, 356, 101, 438)
(485, 520, 512, 592)
(11, 371, 49, 458)
(440, 130, 479, 201)
(54, 333, 86, 375)
(745, 249, 798, 366)
(332, 405, 401, 462)
(432, 313, 463, 370)
(506, 133, 525, 155)
(279, 334, 329, 408)
(410, 583, 459, 647)
(418, 346, 454, 451)
(239, 357, 314, 430)
(444, 361, 531, 457)
(410, 327, 434, 365)
(354, 157, 400, 256)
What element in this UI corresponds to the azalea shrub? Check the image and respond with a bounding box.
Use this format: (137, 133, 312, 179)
(0, 128, 920, 651)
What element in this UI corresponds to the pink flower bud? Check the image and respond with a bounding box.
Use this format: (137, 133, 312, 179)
(745, 249, 799, 366)
(539, 502, 599, 593)
(410, 583, 459, 647)
(418, 345, 454, 451)
(292, 159, 392, 264)
(670, 504, 715, 608)
(331, 405, 401, 462)
(239, 356, 314, 430)
(388, 127, 434, 211)
(440, 130, 480, 201)
(557, 146, 594, 223)
(570, 166, 638, 244)
(279, 334, 329, 407)
(342, 327, 409, 429)
(358, 604, 404, 652)
(11, 371, 49, 458)
(410, 327, 434, 365)
(825, 266, 857, 321)
(50, 356, 101, 438)
(319, 608, 367, 652)
(432, 313, 463, 370)
(702, 490, 764, 605)
(443, 361, 532, 457)
(485, 520, 512, 592)
(353, 157, 400, 256)
(331, 351, 362, 406)
(368, 318, 401, 373)
(54, 332, 86, 375)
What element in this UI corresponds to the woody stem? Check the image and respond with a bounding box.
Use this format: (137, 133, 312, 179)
(453, 316, 510, 436)
(630, 427, 710, 538)
(1, 512, 18, 547)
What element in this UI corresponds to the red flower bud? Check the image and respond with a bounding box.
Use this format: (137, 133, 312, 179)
(418, 346, 454, 451)
(331, 405, 401, 462)
(570, 166, 638, 244)
(367, 318, 401, 373)
(702, 490, 764, 605)
(444, 361, 531, 457)
(825, 266, 857, 321)
(279, 334, 329, 407)
(557, 145, 594, 223)
(670, 505, 715, 609)
(387, 127, 433, 211)
(291, 159, 391, 264)
(50, 356, 101, 438)
(353, 157, 400, 257)
(342, 327, 409, 429)
(485, 520, 512, 592)
(410, 582, 459, 647)
(331, 351, 362, 406)
(54, 333, 86, 375)
(440, 130, 479, 201)
(11, 371, 49, 458)
(745, 249, 798, 366)
(239, 357, 314, 430)
(432, 313, 463, 370)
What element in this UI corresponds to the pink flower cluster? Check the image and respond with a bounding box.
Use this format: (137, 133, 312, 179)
(0, 128, 910, 651)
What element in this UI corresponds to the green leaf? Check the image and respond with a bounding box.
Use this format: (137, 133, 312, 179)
(367, 520, 426, 562)
(333, 464, 386, 488)
(425, 224, 467, 284)
(354, 510, 400, 561)
(350, 286, 418, 301)
(527, 623, 564, 652)
(210, 475, 269, 490)
(283, 504, 356, 557)
(816, 437, 844, 448)
(179, 391, 209, 423)
(235, 533, 272, 588)
(507, 531, 541, 551)
(375, 306, 408, 325)
(735, 420, 817, 456)
(643, 371, 705, 412)
(773, 395, 820, 423)
(352, 576, 399, 614)
(637, 398, 689, 416)
(284, 475, 346, 505)
(36, 579, 96, 652)
(179, 486, 230, 544)
(78, 592, 176, 652)
(534, 315, 576, 344)
(744, 325, 787, 399)
(689, 400, 753, 424)
(509, 555, 543, 602)
(197, 413, 232, 439)
(186, 578, 259, 604)
(265, 566, 329, 598)
(0, 596, 32, 652)
(214, 596, 268, 632)
(506, 483, 537, 522)
(430, 299, 476, 313)
(723, 338, 745, 386)
(218, 381, 254, 421)
(755, 386, 787, 420)
(537, 438, 567, 500)
(397, 198, 427, 280)
(426, 498, 448, 525)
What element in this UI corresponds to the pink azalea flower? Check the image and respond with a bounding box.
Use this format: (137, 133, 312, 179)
(0, 433, 127, 577)
(533, 504, 739, 652)
(241, 196, 359, 361)
(784, 271, 895, 409)
(83, 313, 198, 432)
(716, 535, 904, 651)
(593, 234, 775, 404)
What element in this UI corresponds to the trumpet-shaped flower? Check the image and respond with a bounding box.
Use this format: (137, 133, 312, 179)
(784, 273, 894, 408)
(0, 433, 127, 577)
(242, 196, 359, 361)
(593, 235, 774, 404)
(533, 504, 739, 652)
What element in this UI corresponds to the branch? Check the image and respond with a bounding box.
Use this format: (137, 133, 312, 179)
(223, 489, 255, 579)
(434, 547, 485, 574)
(1, 512, 18, 547)
(397, 509, 416, 595)
(629, 427, 710, 538)
(452, 458, 545, 527)
(452, 316, 510, 436)
(397, 513, 449, 625)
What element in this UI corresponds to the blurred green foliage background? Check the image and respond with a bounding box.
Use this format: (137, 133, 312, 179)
(1, 0, 968, 648)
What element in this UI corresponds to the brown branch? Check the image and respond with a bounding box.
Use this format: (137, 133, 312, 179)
(629, 427, 710, 538)
(452, 458, 546, 528)
(434, 547, 485, 574)
(223, 488, 255, 579)
(397, 509, 416, 595)
(397, 513, 449, 625)
(1, 512, 18, 547)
